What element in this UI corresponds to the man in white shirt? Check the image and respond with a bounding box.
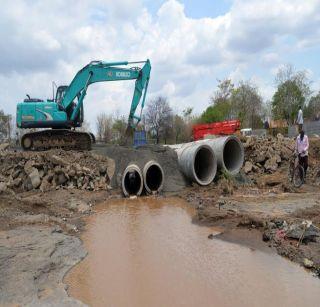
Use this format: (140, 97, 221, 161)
(295, 130, 309, 179)
(296, 106, 303, 132)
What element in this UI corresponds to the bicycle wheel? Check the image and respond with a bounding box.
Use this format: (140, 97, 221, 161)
(288, 161, 294, 182)
(293, 165, 305, 188)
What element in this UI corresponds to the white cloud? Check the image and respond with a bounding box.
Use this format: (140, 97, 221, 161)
(0, 0, 320, 132)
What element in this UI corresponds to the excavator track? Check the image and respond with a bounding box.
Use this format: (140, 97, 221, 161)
(21, 129, 92, 151)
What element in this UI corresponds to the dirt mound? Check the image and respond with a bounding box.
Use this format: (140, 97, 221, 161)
(0, 149, 114, 193)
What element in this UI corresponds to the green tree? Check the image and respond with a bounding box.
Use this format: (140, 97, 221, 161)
(200, 79, 234, 123)
(230, 81, 263, 128)
(200, 79, 263, 128)
(112, 116, 127, 143)
(272, 80, 305, 125)
(0, 110, 12, 140)
(173, 115, 185, 143)
(305, 91, 320, 120)
(145, 96, 173, 144)
(200, 104, 229, 123)
(272, 64, 311, 125)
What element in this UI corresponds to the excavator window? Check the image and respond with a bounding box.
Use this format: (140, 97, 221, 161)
(55, 86, 68, 110)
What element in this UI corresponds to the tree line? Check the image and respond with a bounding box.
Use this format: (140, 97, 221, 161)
(201, 64, 320, 128)
(95, 98, 196, 145)
(96, 64, 320, 144)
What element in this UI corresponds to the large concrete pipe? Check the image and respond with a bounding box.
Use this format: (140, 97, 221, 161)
(174, 143, 217, 186)
(143, 160, 164, 194)
(200, 136, 244, 176)
(121, 164, 144, 197)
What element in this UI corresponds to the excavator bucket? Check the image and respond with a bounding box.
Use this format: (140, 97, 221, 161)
(121, 125, 134, 146)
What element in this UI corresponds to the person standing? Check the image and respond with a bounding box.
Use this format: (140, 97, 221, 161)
(295, 130, 309, 179)
(296, 106, 303, 132)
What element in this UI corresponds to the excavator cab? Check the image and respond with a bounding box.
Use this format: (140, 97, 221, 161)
(55, 86, 68, 105)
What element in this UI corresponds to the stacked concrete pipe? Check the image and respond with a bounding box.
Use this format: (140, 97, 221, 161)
(143, 160, 164, 194)
(122, 161, 164, 196)
(121, 164, 144, 197)
(199, 136, 244, 176)
(169, 143, 217, 186)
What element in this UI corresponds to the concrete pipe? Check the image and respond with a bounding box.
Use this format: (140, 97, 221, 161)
(121, 164, 144, 197)
(200, 136, 244, 176)
(175, 143, 217, 186)
(143, 160, 164, 194)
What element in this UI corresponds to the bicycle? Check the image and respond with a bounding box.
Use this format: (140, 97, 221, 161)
(288, 152, 305, 188)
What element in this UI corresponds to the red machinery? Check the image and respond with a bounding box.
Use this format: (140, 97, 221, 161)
(193, 120, 240, 140)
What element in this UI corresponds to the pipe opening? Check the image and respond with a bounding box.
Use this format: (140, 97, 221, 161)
(223, 138, 244, 174)
(194, 147, 216, 185)
(122, 167, 143, 197)
(145, 164, 163, 193)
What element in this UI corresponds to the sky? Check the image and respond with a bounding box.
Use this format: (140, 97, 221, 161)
(1, 0, 320, 132)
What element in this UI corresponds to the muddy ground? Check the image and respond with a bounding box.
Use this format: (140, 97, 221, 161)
(180, 171, 320, 277)
(1, 142, 320, 305)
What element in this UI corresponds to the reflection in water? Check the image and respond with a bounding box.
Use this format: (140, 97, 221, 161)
(65, 197, 320, 307)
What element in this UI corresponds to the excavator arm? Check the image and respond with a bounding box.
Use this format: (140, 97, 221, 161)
(61, 60, 151, 128)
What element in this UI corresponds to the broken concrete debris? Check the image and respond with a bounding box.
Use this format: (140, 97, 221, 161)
(0, 150, 114, 193)
(243, 134, 295, 174)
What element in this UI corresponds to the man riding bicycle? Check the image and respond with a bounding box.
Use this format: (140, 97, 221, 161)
(295, 130, 309, 180)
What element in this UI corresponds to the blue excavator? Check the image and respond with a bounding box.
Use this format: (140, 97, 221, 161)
(16, 59, 151, 150)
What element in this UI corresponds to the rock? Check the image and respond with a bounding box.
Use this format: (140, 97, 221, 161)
(303, 258, 314, 269)
(78, 202, 91, 214)
(277, 133, 284, 140)
(99, 165, 108, 175)
(49, 154, 66, 166)
(280, 147, 292, 160)
(24, 160, 35, 175)
(68, 199, 91, 214)
(82, 166, 91, 174)
(244, 161, 253, 174)
(264, 157, 278, 172)
(13, 177, 22, 187)
(255, 152, 266, 163)
(274, 154, 281, 163)
(11, 169, 21, 179)
(38, 169, 45, 178)
(286, 224, 320, 243)
(68, 169, 76, 177)
(40, 176, 52, 192)
(55, 172, 68, 185)
(89, 181, 95, 190)
(0, 143, 10, 150)
(0, 182, 7, 193)
(29, 168, 41, 189)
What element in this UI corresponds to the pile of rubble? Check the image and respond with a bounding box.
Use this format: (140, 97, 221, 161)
(243, 134, 295, 174)
(0, 150, 114, 193)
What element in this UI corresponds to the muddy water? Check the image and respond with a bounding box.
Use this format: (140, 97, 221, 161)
(65, 198, 320, 307)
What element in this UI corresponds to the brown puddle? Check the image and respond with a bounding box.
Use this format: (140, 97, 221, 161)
(65, 197, 320, 307)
